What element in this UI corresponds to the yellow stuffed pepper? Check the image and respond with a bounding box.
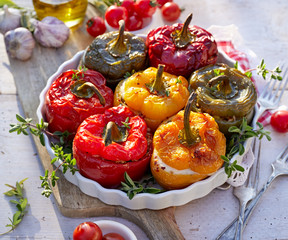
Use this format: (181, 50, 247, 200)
(151, 93, 226, 190)
(114, 65, 190, 131)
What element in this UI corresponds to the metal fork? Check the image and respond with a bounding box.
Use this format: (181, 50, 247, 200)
(216, 143, 288, 240)
(252, 67, 288, 126)
(232, 139, 261, 240)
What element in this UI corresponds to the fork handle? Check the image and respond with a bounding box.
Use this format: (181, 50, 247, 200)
(252, 105, 266, 127)
(234, 201, 248, 240)
(216, 174, 276, 240)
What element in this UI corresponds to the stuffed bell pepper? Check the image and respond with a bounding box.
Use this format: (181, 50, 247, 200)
(151, 93, 226, 190)
(73, 105, 153, 188)
(146, 14, 218, 78)
(83, 20, 147, 88)
(44, 68, 114, 136)
(114, 64, 190, 131)
(189, 63, 257, 136)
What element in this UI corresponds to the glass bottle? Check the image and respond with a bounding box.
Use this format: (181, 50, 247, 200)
(32, 0, 88, 29)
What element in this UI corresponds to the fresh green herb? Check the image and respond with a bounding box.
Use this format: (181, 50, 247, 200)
(121, 172, 163, 199)
(165, 90, 170, 97)
(40, 144, 78, 197)
(9, 115, 78, 198)
(243, 59, 282, 80)
(1, 178, 28, 236)
(123, 69, 135, 79)
(72, 66, 88, 80)
(0, 0, 21, 8)
(213, 69, 224, 76)
(9, 114, 49, 146)
(234, 61, 239, 70)
(222, 118, 271, 177)
(121, 117, 131, 129)
(176, 78, 182, 84)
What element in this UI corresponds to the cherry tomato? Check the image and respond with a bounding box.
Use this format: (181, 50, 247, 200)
(270, 110, 288, 133)
(156, 0, 172, 8)
(120, 0, 135, 16)
(105, 5, 128, 28)
(125, 13, 143, 31)
(134, 0, 157, 18)
(86, 17, 106, 38)
(73, 222, 103, 240)
(161, 2, 181, 22)
(102, 233, 125, 240)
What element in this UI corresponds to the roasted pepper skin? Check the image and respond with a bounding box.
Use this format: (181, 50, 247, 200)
(151, 110, 226, 190)
(189, 63, 257, 136)
(45, 69, 114, 136)
(114, 67, 190, 131)
(73, 105, 153, 188)
(146, 23, 218, 78)
(83, 21, 147, 88)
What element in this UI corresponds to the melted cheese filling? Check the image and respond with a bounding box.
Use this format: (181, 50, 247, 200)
(153, 149, 197, 176)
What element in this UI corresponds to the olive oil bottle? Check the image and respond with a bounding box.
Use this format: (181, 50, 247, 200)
(32, 0, 88, 28)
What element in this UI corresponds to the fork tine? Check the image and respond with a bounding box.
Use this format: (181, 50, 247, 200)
(278, 144, 288, 162)
(275, 69, 288, 104)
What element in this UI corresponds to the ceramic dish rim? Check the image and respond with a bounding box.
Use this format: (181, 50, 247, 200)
(36, 48, 256, 210)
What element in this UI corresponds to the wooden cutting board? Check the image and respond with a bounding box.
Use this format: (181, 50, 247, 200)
(8, 5, 185, 240)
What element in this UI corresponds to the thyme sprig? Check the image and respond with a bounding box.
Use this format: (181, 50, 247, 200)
(222, 118, 271, 177)
(234, 59, 282, 80)
(121, 172, 163, 199)
(9, 115, 78, 198)
(72, 66, 88, 80)
(1, 178, 28, 236)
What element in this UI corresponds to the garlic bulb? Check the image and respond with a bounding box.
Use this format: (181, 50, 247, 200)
(0, 5, 21, 35)
(4, 27, 35, 61)
(33, 16, 70, 48)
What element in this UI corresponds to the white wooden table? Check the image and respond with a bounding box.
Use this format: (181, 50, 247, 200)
(1, 0, 288, 239)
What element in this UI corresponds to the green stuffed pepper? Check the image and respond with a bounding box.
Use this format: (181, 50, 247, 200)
(83, 20, 147, 88)
(189, 63, 257, 136)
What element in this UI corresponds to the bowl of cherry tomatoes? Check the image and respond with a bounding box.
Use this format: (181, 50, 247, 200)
(73, 221, 137, 240)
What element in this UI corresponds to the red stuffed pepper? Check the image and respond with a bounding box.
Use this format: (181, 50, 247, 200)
(146, 14, 218, 78)
(45, 68, 114, 136)
(73, 105, 153, 188)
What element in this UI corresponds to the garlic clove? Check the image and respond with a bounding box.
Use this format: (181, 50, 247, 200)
(0, 5, 21, 35)
(4, 27, 35, 61)
(33, 16, 70, 48)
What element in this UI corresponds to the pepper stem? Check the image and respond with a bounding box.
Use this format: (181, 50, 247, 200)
(70, 80, 106, 106)
(146, 64, 167, 96)
(103, 121, 128, 146)
(107, 20, 128, 57)
(171, 13, 195, 48)
(208, 74, 237, 99)
(178, 92, 201, 147)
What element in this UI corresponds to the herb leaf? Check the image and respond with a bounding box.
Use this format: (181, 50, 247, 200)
(223, 118, 271, 178)
(244, 59, 282, 81)
(10, 115, 78, 198)
(1, 179, 28, 236)
(121, 172, 163, 199)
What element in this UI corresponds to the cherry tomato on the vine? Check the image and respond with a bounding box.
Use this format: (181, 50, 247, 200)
(73, 222, 102, 240)
(125, 13, 143, 31)
(161, 2, 181, 22)
(134, 0, 157, 18)
(103, 232, 125, 240)
(270, 110, 288, 133)
(156, 0, 172, 8)
(105, 5, 128, 28)
(120, 0, 135, 16)
(86, 17, 106, 38)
